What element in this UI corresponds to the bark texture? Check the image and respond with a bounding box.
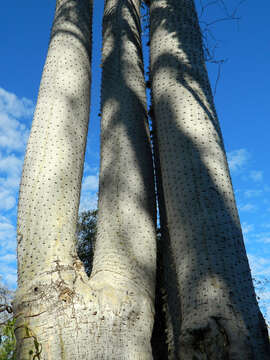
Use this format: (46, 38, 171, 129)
(152, 132, 179, 360)
(88, 0, 157, 357)
(14, 0, 156, 358)
(149, 0, 270, 358)
(13, 0, 94, 358)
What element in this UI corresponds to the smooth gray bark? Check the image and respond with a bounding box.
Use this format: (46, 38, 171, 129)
(13, 0, 93, 358)
(149, 0, 270, 358)
(88, 0, 157, 357)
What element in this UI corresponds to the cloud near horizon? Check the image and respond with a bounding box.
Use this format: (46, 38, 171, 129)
(0, 87, 34, 289)
(0, 87, 33, 214)
(227, 148, 250, 172)
(79, 165, 99, 212)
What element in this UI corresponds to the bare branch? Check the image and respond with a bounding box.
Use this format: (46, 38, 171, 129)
(0, 304, 13, 314)
(197, 0, 247, 94)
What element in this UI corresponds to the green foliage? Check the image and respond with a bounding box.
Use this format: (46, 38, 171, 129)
(77, 209, 98, 276)
(0, 279, 15, 359)
(0, 318, 16, 360)
(23, 324, 42, 360)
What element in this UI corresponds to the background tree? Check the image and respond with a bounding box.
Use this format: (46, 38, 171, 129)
(0, 318, 16, 360)
(149, 0, 270, 358)
(0, 279, 15, 360)
(77, 209, 97, 276)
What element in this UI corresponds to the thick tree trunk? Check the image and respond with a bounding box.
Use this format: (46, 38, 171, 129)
(13, 0, 94, 358)
(149, 0, 270, 358)
(14, 0, 156, 358)
(87, 0, 157, 357)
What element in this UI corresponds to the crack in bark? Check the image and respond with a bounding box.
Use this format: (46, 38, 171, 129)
(24, 311, 48, 318)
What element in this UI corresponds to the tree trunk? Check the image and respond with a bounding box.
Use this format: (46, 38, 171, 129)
(152, 120, 179, 359)
(149, 0, 270, 358)
(13, 0, 94, 358)
(87, 0, 157, 357)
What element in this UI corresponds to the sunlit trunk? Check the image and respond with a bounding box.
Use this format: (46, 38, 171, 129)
(86, 0, 156, 357)
(149, 0, 270, 358)
(13, 0, 93, 358)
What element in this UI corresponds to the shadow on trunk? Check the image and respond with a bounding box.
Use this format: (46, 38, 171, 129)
(149, 0, 270, 358)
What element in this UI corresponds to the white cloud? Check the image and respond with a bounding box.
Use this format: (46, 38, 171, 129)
(0, 153, 23, 211)
(239, 203, 257, 212)
(242, 222, 254, 235)
(79, 169, 99, 211)
(0, 181, 19, 212)
(0, 175, 21, 189)
(0, 216, 17, 289)
(79, 165, 99, 212)
(0, 253, 16, 263)
(0, 153, 23, 176)
(259, 291, 270, 301)
(248, 254, 270, 278)
(244, 189, 263, 198)
(0, 154, 23, 213)
(258, 238, 270, 244)
(4, 273, 17, 290)
(227, 149, 249, 172)
(0, 113, 29, 152)
(0, 87, 31, 214)
(0, 87, 34, 119)
(0, 87, 32, 153)
(254, 232, 270, 244)
(0, 216, 17, 252)
(82, 174, 99, 192)
(83, 162, 99, 174)
(0, 264, 17, 290)
(249, 170, 263, 182)
(0, 189, 16, 211)
(79, 192, 98, 212)
(246, 254, 270, 325)
(0, 87, 34, 290)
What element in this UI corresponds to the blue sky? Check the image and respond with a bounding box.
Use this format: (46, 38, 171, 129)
(0, 0, 269, 324)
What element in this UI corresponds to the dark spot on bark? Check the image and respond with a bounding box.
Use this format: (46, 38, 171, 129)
(180, 318, 231, 359)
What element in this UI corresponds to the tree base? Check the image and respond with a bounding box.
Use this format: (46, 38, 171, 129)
(13, 271, 154, 359)
(179, 315, 270, 360)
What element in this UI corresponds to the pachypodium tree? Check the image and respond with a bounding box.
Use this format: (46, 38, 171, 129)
(89, 0, 157, 357)
(14, 0, 157, 358)
(14, 0, 270, 359)
(149, 0, 270, 358)
(13, 0, 93, 358)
